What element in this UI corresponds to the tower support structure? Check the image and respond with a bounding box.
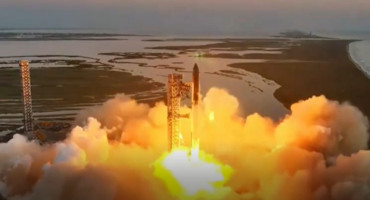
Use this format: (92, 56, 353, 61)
(19, 60, 34, 138)
(167, 74, 191, 151)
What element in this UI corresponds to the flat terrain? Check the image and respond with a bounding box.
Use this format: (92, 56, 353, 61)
(0, 32, 148, 41)
(0, 65, 164, 131)
(229, 40, 370, 118)
(150, 39, 370, 119)
(2, 35, 370, 133)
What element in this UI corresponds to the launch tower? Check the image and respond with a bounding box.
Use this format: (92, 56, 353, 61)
(167, 64, 200, 151)
(19, 60, 34, 138)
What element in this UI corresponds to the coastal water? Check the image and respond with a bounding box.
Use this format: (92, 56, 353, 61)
(349, 41, 370, 78)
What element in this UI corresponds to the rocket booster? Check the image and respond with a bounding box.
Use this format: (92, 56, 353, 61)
(191, 63, 200, 153)
(192, 63, 200, 106)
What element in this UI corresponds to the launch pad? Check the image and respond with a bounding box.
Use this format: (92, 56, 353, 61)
(14, 60, 72, 143)
(167, 64, 200, 151)
(15, 60, 201, 147)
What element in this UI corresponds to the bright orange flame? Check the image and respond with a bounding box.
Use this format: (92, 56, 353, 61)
(209, 112, 215, 122)
(179, 133, 184, 145)
(154, 146, 233, 200)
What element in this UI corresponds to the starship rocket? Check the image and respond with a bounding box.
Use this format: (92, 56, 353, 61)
(191, 63, 200, 151)
(192, 64, 200, 106)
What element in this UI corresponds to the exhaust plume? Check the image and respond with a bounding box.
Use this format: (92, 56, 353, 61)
(0, 88, 369, 200)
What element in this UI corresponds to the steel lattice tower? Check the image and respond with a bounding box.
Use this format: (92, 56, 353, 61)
(167, 74, 191, 151)
(19, 60, 34, 138)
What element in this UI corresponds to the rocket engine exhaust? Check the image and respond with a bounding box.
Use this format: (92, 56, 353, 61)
(0, 76, 369, 200)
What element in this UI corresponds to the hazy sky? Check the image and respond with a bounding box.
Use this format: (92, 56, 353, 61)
(0, 0, 369, 36)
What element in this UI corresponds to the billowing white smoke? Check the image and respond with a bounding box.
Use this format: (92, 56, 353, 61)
(0, 88, 368, 200)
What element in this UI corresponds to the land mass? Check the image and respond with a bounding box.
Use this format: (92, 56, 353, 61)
(0, 60, 165, 131)
(0, 32, 150, 41)
(149, 38, 370, 120)
(274, 30, 328, 39)
(229, 40, 370, 119)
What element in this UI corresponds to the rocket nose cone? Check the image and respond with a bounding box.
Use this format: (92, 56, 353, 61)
(193, 63, 199, 73)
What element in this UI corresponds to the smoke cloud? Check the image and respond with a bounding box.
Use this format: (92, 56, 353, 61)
(0, 88, 369, 200)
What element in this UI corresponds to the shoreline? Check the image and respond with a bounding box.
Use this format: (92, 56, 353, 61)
(348, 41, 370, 79)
